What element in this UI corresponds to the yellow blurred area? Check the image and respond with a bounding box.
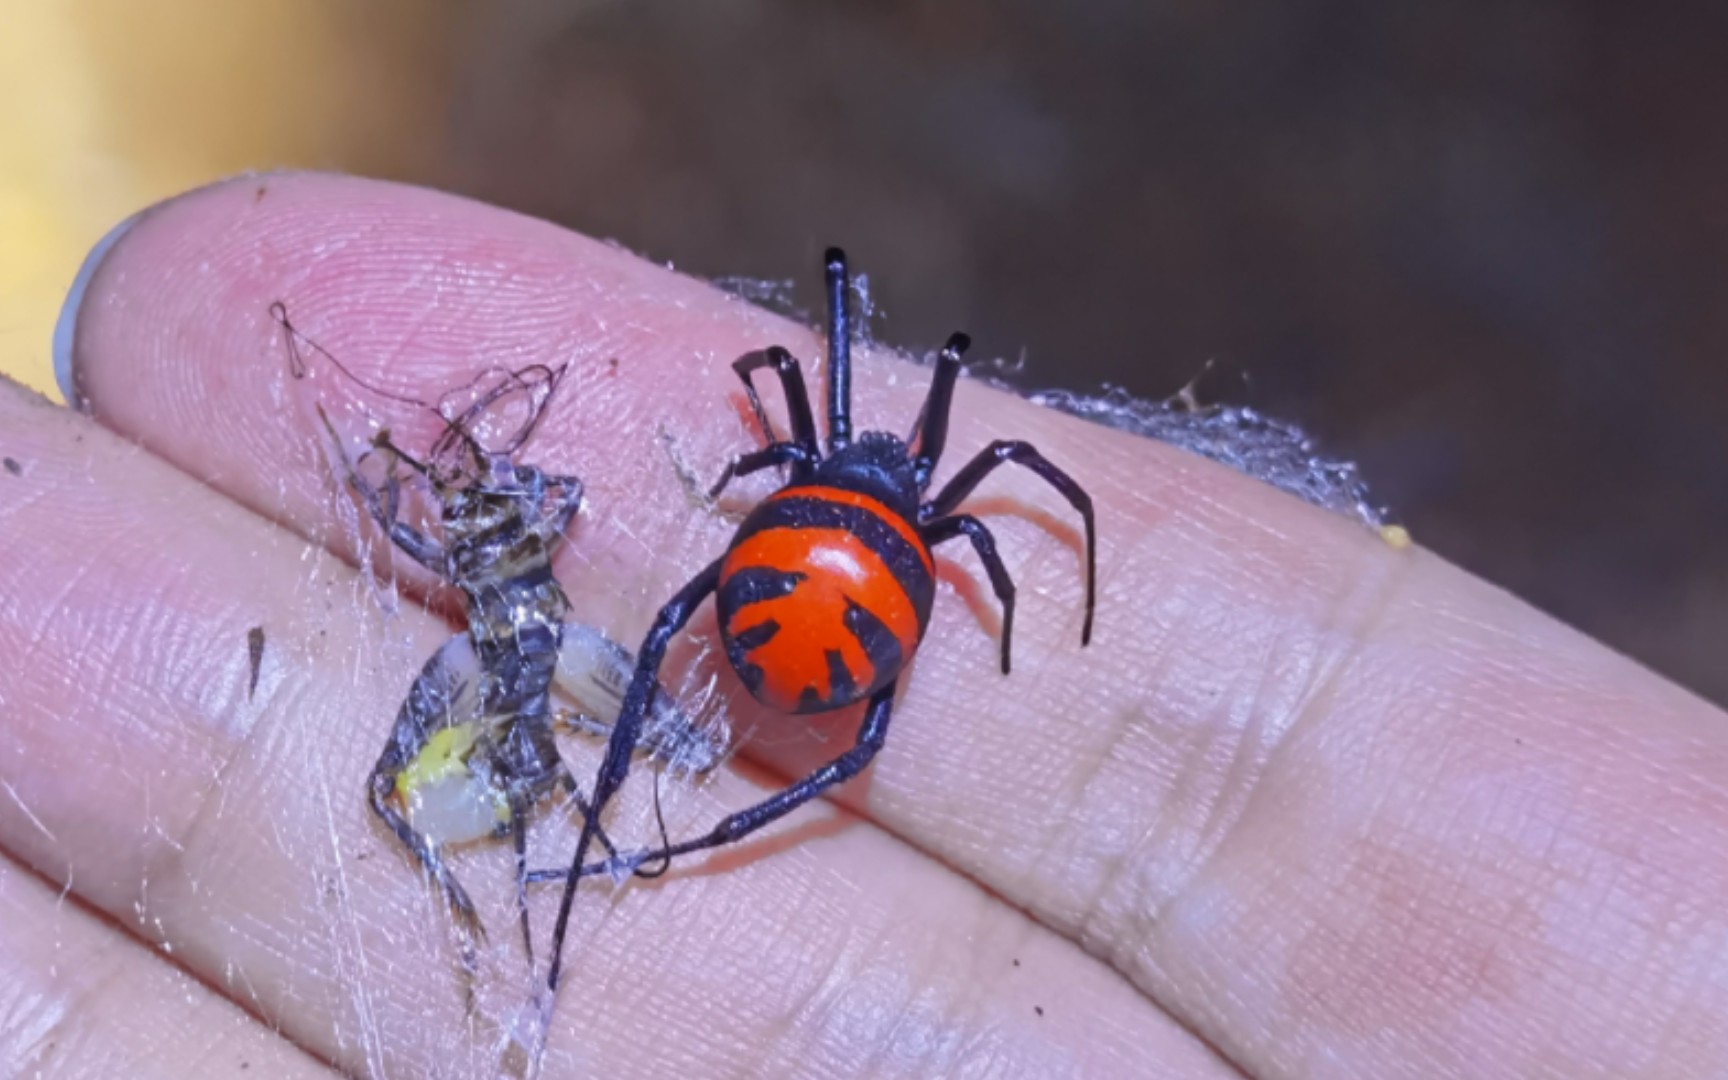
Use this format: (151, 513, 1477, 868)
(0, 0, 454, 399)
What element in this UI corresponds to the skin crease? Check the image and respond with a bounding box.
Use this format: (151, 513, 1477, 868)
(0, 175, 1721, 1077)
(0, 854, 331, 1078)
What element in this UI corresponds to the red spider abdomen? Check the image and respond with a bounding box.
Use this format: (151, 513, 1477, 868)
(717, 486, 935, 713)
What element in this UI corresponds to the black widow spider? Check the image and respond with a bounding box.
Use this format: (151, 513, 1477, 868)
(538, 247, 1097, 1002)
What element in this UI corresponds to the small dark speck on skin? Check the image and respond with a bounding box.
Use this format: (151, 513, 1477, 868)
(1034, 1006, 1044, 1017)
(1012, 958, 1020, 967)
(3, 457, 20, 476)
(608, 357, 620, 375)
(255, 185, 268, 202)
(247, 626, 265, 700)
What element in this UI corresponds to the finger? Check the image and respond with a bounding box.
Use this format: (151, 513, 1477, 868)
(0, 379, 1237, 1078)
(66, 174, 1728, 1079)
(0, 854, 331, 1079)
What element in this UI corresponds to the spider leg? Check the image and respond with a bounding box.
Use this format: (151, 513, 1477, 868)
(921, 513, 1017, 674)
(824, 247, 853, 452)
(731, 347, 821, 468)
(731, 352, 780, 446)
(546, 767, 625, 862)
(590, 679, 897, 872)
(518, 753, 677, 886)
(707, 441, 817, 502)
(910, 333, 971, 489)
(497, 699, 640, 878)
(921, 440, 1097, 645)
(544, 559, 723, 995)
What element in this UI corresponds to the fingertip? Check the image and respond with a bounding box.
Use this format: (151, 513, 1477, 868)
(52, 209, 143, 410)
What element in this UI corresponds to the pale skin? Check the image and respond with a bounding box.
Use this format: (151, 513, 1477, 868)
(1, 174, 1724, 1078)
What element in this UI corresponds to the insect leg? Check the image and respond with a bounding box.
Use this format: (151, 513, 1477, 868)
(316, 406, 445, 571)
(543, 473, 585, 538)
(368, 769, 487, 973)
(553, 709, 614, 741)
(272, 302, 428, 407)
(921, 513, 1017, 674)
(910, 333, 971, 489)
(553, 708, 678, 767)
(368, 635, 497, 978)
(365, 434, 450, 570)
(920, 440, 1097, 644)
(510, 791, 534, 963)
(552, 620, 727, 775)
(635, 767, 676, 881)
(544, 559, 723, 996)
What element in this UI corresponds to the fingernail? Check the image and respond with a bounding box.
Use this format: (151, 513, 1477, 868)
(53, 212, 142, 410)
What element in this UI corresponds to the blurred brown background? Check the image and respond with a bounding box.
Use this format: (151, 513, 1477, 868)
(7, 1, 1726, 703)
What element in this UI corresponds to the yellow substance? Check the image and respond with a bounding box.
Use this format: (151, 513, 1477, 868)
(0, 1, 453, 398)
(394, 723, 476, 803)
(392, 723, 503, 821)
(1379, 523, 1414, 550)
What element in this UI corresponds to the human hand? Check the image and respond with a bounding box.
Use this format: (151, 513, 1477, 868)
(3, 173, 1723, 1078)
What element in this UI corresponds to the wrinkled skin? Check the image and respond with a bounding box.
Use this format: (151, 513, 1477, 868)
(2, 173, 1726, 1079)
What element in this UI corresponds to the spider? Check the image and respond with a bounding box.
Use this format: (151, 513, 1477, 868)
(272, 306, 720, 990)
(537, 248, 1098, 1001)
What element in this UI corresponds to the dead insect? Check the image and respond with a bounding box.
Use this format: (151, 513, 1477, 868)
(272, 304, 724, 986)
